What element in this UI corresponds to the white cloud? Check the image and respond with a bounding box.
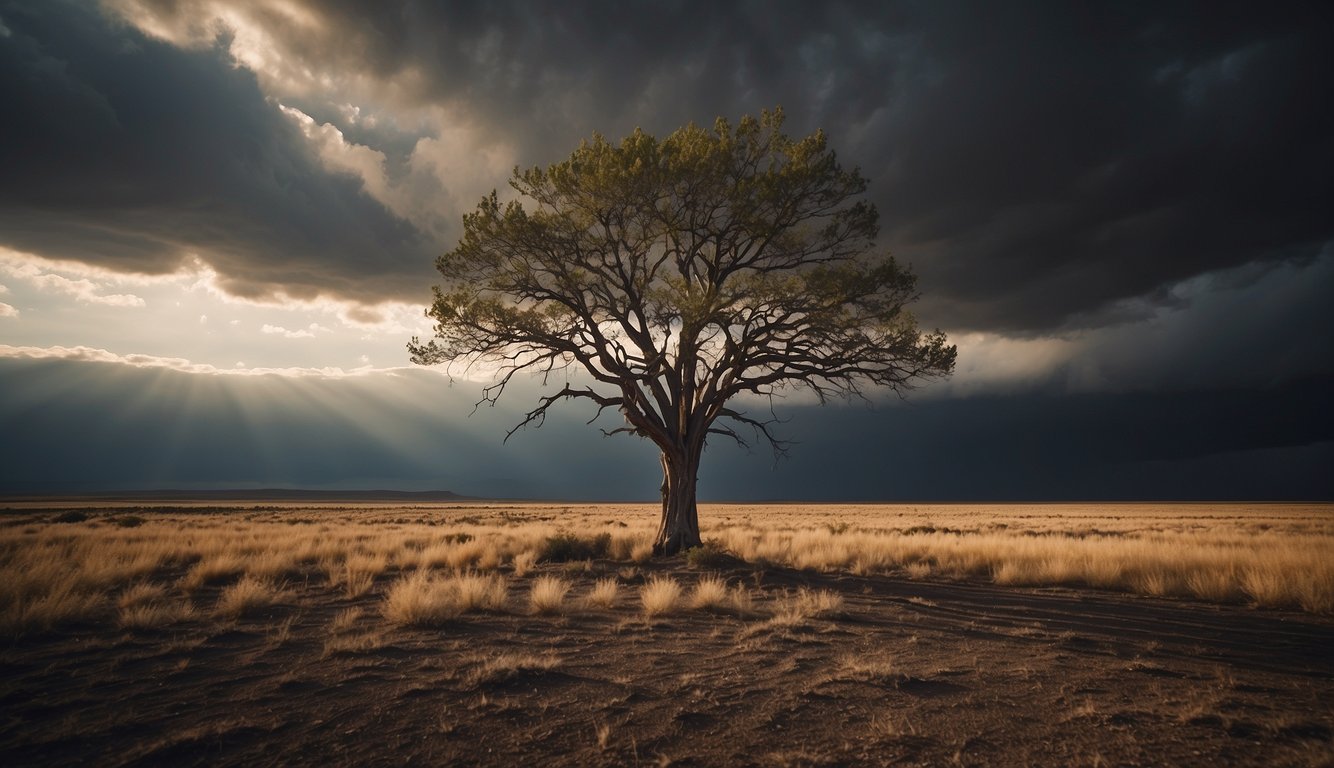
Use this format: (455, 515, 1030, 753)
(0, 248, 146, 307)
(0, 283, 8, 293)
(102, 0, 329, 98)
(184, 258, 430, 336)
(278, 104, 511, 241)
(943, 332, 1078, 395)
(0, 302, 17, 318)
(199, 314, 208, 324)
(261, 323, 316, 339)
(0, 343, 418, 379)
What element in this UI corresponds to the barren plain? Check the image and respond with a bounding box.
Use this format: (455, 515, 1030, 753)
(1, 502, 1331, 766)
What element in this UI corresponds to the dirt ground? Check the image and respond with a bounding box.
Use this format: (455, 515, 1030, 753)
(2, 556, 1332, 767)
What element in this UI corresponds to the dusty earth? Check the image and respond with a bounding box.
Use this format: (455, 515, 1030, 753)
(3, 551, 1332, 768)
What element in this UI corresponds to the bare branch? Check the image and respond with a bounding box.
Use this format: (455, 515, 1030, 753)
(504, 387, 622, 442)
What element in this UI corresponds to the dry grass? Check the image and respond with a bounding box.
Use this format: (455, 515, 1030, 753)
(322, 631, 385, 657)
(904, 561, 933, 579)
(216, 576, 283, 619)
(343, 552, 388, 599)
(330, 607, 364, 633)
(246, 550, 301, 581)
(117, 583, 194, 629)
(1, 586, 104, 635)
(773, 588, 845, 623)
(119, 600, 196, 630)
(181, 553, 246, 591)
(586, 577, 619, 609)
(729, 585, 757, 616)
(629, 542, 655, 564)
(466, 651, 562, 687)
(529, 575, 571, 615)
(382, 571, 508, 627)
(382, 572, 459, 627)
(343, 569, 376, 600)
(118, 582, 168, 610)
(712, 506, 1334, 613)
(688, 574, 730, 610)
(1, 505, 1326, 768)
(511, 550, 537, 577)
(0, 502, 1328, 642)
(1186, 568, 1242, 603)
(256, 617, 293, 652)
(833, 654, 905, 685)
(640, 576, 682, 617)
(452, 572, 509, 612)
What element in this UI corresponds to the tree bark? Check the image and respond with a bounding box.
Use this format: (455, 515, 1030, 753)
(652, 450, 702, 556)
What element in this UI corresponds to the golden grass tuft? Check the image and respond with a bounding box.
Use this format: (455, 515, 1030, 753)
(1134, 568, 1187, 598)
(773, 588, 845, 623)
(904, 561, 933, 579)
(466, 651, 561, 687)
(330, 607, 364, 634)
(640, 575, 682, 617)
(117, 582, 168, 610)
(451, 571, 509, 612)
(382, 571, 459, 627)
(511, 550, 537, 577)
(440, 539, 503, 571)
(529, 575, 571, 615)
(180, 553, 246, 592)
(688, 574, 730, 611)
(382, 571, 508, 627)
(1186, 568, 1242, 603)
(586, 577, 619, 609)
(322, 630, 385, 657)
(833, 654, 905, 685)
(629, 542, 654, 564)
(117, 583, 193, 629)
(215, 576, 283, 619)
(729, 585, 757, 616)
(343, 552, 388, 599)
(0, 579, 104, 635)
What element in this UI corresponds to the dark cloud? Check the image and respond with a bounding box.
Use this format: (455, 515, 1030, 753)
(871, 3, 1334, 332)
(705, 379, 1334, 501)
(3, 358, 1330, 500)
(3, 0, 1331, 343)
(1009, 251, 1334, 393)
(230, 1, 1334, 331)
(0, 0, 432, 303)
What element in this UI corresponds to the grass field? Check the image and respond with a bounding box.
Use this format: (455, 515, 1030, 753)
(3, 502, 1330, 635)
(1, 502, 1331, 765)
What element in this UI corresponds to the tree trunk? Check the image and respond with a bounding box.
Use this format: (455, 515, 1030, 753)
(652, 449, 701, 556)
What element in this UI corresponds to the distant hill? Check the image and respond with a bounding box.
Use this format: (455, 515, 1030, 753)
(0, 488, 472, 502)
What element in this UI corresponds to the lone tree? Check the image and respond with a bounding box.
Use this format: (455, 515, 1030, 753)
(410, 109, 955, 555)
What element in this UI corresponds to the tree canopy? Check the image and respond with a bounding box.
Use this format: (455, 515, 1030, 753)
(411, 109, 956, 554)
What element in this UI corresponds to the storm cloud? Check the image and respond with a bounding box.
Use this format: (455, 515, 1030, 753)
(3, 1, 1331, 331)
(0, 1, 432, 305)
(2, 1, 1331, 500)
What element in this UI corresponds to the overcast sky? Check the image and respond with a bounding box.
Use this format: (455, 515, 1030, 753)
(1, 0, 1331, 499)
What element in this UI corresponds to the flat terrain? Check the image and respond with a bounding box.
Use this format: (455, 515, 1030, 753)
(2, 503, 1332, 766)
